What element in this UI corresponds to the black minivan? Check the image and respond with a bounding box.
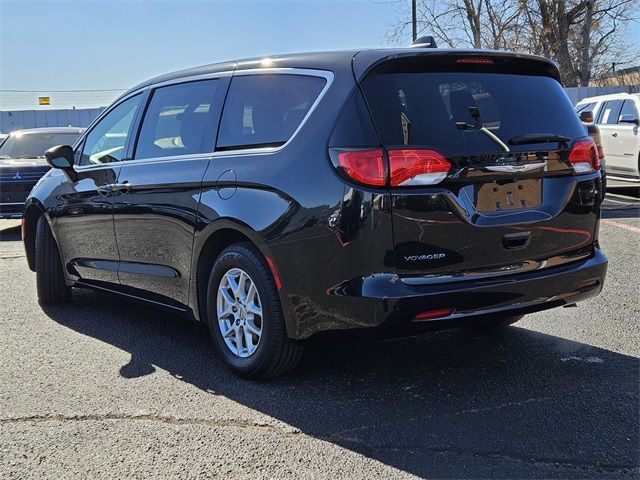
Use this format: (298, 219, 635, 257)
(24, 49, 607, 378)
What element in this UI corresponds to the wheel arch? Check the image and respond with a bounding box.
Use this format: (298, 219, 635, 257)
(191, 219, 289, 333)
(23, 200, 46, 272)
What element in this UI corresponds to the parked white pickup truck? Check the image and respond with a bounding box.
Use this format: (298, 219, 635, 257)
(575, 93, 640, 184)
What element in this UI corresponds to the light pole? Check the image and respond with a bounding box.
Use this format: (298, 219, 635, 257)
(412, 0, 417, 41)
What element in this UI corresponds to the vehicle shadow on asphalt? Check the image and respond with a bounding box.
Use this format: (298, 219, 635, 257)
(42, 290, 639, 479)
(601, 205, 640, 220)
(0, 226, 21, 242)
(602, 188, 640, 220)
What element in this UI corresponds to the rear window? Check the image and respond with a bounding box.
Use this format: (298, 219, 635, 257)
(217, 74, 326, 150)
(361, 72, 586, 155)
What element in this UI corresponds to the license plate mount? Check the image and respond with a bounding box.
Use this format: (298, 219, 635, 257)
(476, 179, 542, 213)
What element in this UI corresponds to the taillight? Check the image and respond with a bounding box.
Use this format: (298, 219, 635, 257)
(337, 149, 386, 186)
(335, 148, 451, 187)
(388, 149, 451, 186)
(568, 138, 600, 174)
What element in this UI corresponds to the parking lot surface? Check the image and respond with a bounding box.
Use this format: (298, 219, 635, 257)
(0, 190, 638, 479)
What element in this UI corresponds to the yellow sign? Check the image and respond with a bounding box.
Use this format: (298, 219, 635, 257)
(38, 96, 50, 106)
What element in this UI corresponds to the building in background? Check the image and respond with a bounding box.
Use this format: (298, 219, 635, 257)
(590, 66, 640, 87)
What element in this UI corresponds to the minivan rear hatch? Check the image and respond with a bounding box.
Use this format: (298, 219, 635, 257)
(354, 52, 600, 277)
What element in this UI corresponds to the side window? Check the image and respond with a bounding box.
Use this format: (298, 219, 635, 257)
(79, 94, 142, 166)
(217, 74, 326, 150)
(598, 100, 624, 125)
(618, 100, 639, 123)
(134, 80, 220, 160)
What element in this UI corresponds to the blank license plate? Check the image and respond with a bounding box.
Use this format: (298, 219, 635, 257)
(476, 179, 542, 212)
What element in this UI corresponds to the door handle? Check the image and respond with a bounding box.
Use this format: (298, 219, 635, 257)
(612, 132, 618, 137)
(111, 181, 131, 193)
(503, 231, 531, 250)
(97, 184, 114, 195)
(97, 182, 131, 195)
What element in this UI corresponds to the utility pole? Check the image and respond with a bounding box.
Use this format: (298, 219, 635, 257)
(412, 0, 417, 41)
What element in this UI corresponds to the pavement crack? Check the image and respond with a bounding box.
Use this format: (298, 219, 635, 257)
(0, 413, 301, 435)
(330, 397, 551, 439)
(445, 397, 552, 417)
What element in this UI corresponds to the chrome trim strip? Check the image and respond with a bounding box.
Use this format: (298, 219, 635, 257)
(120, 153, 211, 167)
(0, 202, 26, 206)
(233, 67, 331, 77)
(151, 70, 234, 89)
(74, 163, 123, 172)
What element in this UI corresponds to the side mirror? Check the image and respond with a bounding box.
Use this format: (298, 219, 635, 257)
(579, 110, 594, 123)
(45, 145, 77, 181)
(619, 114, 640, 125)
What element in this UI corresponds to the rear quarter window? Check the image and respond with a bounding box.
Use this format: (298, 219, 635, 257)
(361, 72, 586, 155)
(216, 74, 326, 150)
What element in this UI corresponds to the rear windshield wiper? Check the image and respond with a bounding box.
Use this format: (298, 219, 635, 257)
(455, 106, 510, 153)
(456, 121, 510, 152)
(508, 134, 571, 146)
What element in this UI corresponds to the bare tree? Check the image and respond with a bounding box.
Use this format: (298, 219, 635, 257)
(386, 0, 640, 86)
(387, 0, 526, 50)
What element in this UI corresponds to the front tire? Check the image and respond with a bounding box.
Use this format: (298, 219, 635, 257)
(35, 216, 71, 304)
(206, 244, 303, 379)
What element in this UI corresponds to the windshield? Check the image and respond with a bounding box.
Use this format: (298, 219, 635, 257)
(361, 72, 586, 155)
(0, 132, 81, 159)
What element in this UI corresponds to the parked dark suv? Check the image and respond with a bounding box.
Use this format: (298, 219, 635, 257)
(24, 49, 608, 378)
(0, 127, 84, 218)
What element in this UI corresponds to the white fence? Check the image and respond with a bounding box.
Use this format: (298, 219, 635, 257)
(0, 108, 104, 134)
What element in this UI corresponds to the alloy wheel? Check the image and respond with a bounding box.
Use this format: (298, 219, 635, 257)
(216, 268, 263, 358)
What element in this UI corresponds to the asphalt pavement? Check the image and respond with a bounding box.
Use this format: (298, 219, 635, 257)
(0, 190, 638, 479)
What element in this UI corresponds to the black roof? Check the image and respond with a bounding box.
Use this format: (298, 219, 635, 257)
(118, 48, 558, 101)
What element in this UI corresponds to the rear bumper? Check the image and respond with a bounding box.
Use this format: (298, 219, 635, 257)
(295, 248, 607, 339)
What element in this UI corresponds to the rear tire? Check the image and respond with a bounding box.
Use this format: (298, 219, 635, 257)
(35, 216, 71, 304)
(467, 314, 524, 332)
(206, 243, 303, 379)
